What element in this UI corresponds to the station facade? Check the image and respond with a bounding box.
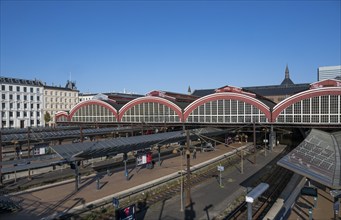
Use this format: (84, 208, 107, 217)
(56, 79, 341, 126)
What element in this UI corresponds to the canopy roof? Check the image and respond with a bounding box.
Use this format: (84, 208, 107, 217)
(277, 129, 341, 189)
(51, 128, 225, 160)
(1, 126, 139, 144)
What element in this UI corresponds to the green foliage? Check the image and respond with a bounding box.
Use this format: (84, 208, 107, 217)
(44, 112, 52, 124)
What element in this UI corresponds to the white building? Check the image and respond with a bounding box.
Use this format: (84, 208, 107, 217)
(79, 93, 96, 102)
(43, 80, 79, 126)
(1, 77, 44, 128)
(318, 65, 341, 81)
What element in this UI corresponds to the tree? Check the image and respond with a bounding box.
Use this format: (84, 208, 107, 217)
(44, 112, 52, 126)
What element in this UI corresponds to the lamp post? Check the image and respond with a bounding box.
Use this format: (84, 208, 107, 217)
(186, 129, 191, 207)
(263, 128, 268, 156)
(180, 148, 184, 212)
(27, 127, 32, 180)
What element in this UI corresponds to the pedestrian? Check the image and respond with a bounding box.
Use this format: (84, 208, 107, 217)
(193, 148, 197, 159)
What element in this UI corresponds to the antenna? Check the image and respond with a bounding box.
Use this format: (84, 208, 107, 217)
(69, 72, 72, 81)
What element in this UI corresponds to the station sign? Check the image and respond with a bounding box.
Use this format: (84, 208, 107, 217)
(217, 165, 224, 171)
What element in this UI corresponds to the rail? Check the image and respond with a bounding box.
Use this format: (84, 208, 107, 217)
(54, 144, 254, 219)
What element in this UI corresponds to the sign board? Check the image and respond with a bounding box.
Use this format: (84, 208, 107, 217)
(301, 187, 318, 197)
(137, 155, 147, 166)
(217, 165, 224, 171)
(113, 197, 119, 209)
(33, 147, 47, 155)
(116, 204, 136, 220)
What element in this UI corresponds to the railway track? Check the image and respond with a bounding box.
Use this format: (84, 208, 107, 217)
(110, 149, 247, 211)
(225, 148, 293, 220)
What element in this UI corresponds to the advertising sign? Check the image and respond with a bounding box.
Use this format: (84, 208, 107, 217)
(137, 155, 147, 166)
(116, 204, 136, 220)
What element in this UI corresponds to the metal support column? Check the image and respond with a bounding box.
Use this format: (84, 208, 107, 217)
(186, 129, 191, 207)
(269, 124, 274, 151)
(74, 162, 79, 191)
(158, 145, 161, 166)
(253, 122, 256, 164)
(241, 150, 244, 174)
(124, 153, 128, 181)
(247, 202, 252, 220)
(27, 127, 31, 180)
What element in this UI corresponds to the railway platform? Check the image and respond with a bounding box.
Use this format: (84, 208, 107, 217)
(1, 143, 286, 220)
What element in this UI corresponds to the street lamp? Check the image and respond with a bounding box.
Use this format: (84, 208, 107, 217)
(180, 147, 184, 212)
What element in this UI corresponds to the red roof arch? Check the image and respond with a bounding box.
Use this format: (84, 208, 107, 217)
(272, 87, 341, 122)
(69, 99, 119, 120)
(55, 111, 69, 121)
(183, 92, 271, 121)
(119, 96, 183, 122)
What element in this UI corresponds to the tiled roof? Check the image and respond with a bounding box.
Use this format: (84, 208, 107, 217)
(0, 76, 44, 86)
(192, 89, 215, 97)
(243, 83, 310, 96)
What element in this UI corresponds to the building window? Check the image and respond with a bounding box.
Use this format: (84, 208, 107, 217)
(16, 86, 20, 92)
(37, 104, 40, 109)
(17, 103, 20, 109)
(17, 95, 20, 100)
(9, 86, 13, 91)
(37, 96, 40, 101)
(37, 111, 40, 117)
(30, 88, 33, 93)
(24, 103, 27, 109)
(24, 87, 27, 92)
(31, 104, 34, 109)
(37, 88, 39, 92)
(2, 103, 5, 109)
(24, 112, 27, 117)
(17, 112, 20, 117)
(10, 103, 13, 109)
(1, 94, 5, 99)
(9, 94, 13, 100)
(9, 112, 13, 117)
(1, 85, 5, 91)
(31, 96, 34, 101)
(24, 95, 27, 101)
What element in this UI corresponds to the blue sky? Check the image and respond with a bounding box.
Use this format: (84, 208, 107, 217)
(1, 0, 340, 94)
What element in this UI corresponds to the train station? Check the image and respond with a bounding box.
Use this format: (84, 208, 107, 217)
(0, 72, 340, 220)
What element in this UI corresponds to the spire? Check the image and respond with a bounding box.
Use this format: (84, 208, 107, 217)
(281, 64, 294, 86)
(285, 64, 289, 79)
(188, 86, 191, 95)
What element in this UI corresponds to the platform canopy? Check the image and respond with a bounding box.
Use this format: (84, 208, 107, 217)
(1, 126, 139, 144)
(51, 128, 225, 161)
(277, 129, 341, 189)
